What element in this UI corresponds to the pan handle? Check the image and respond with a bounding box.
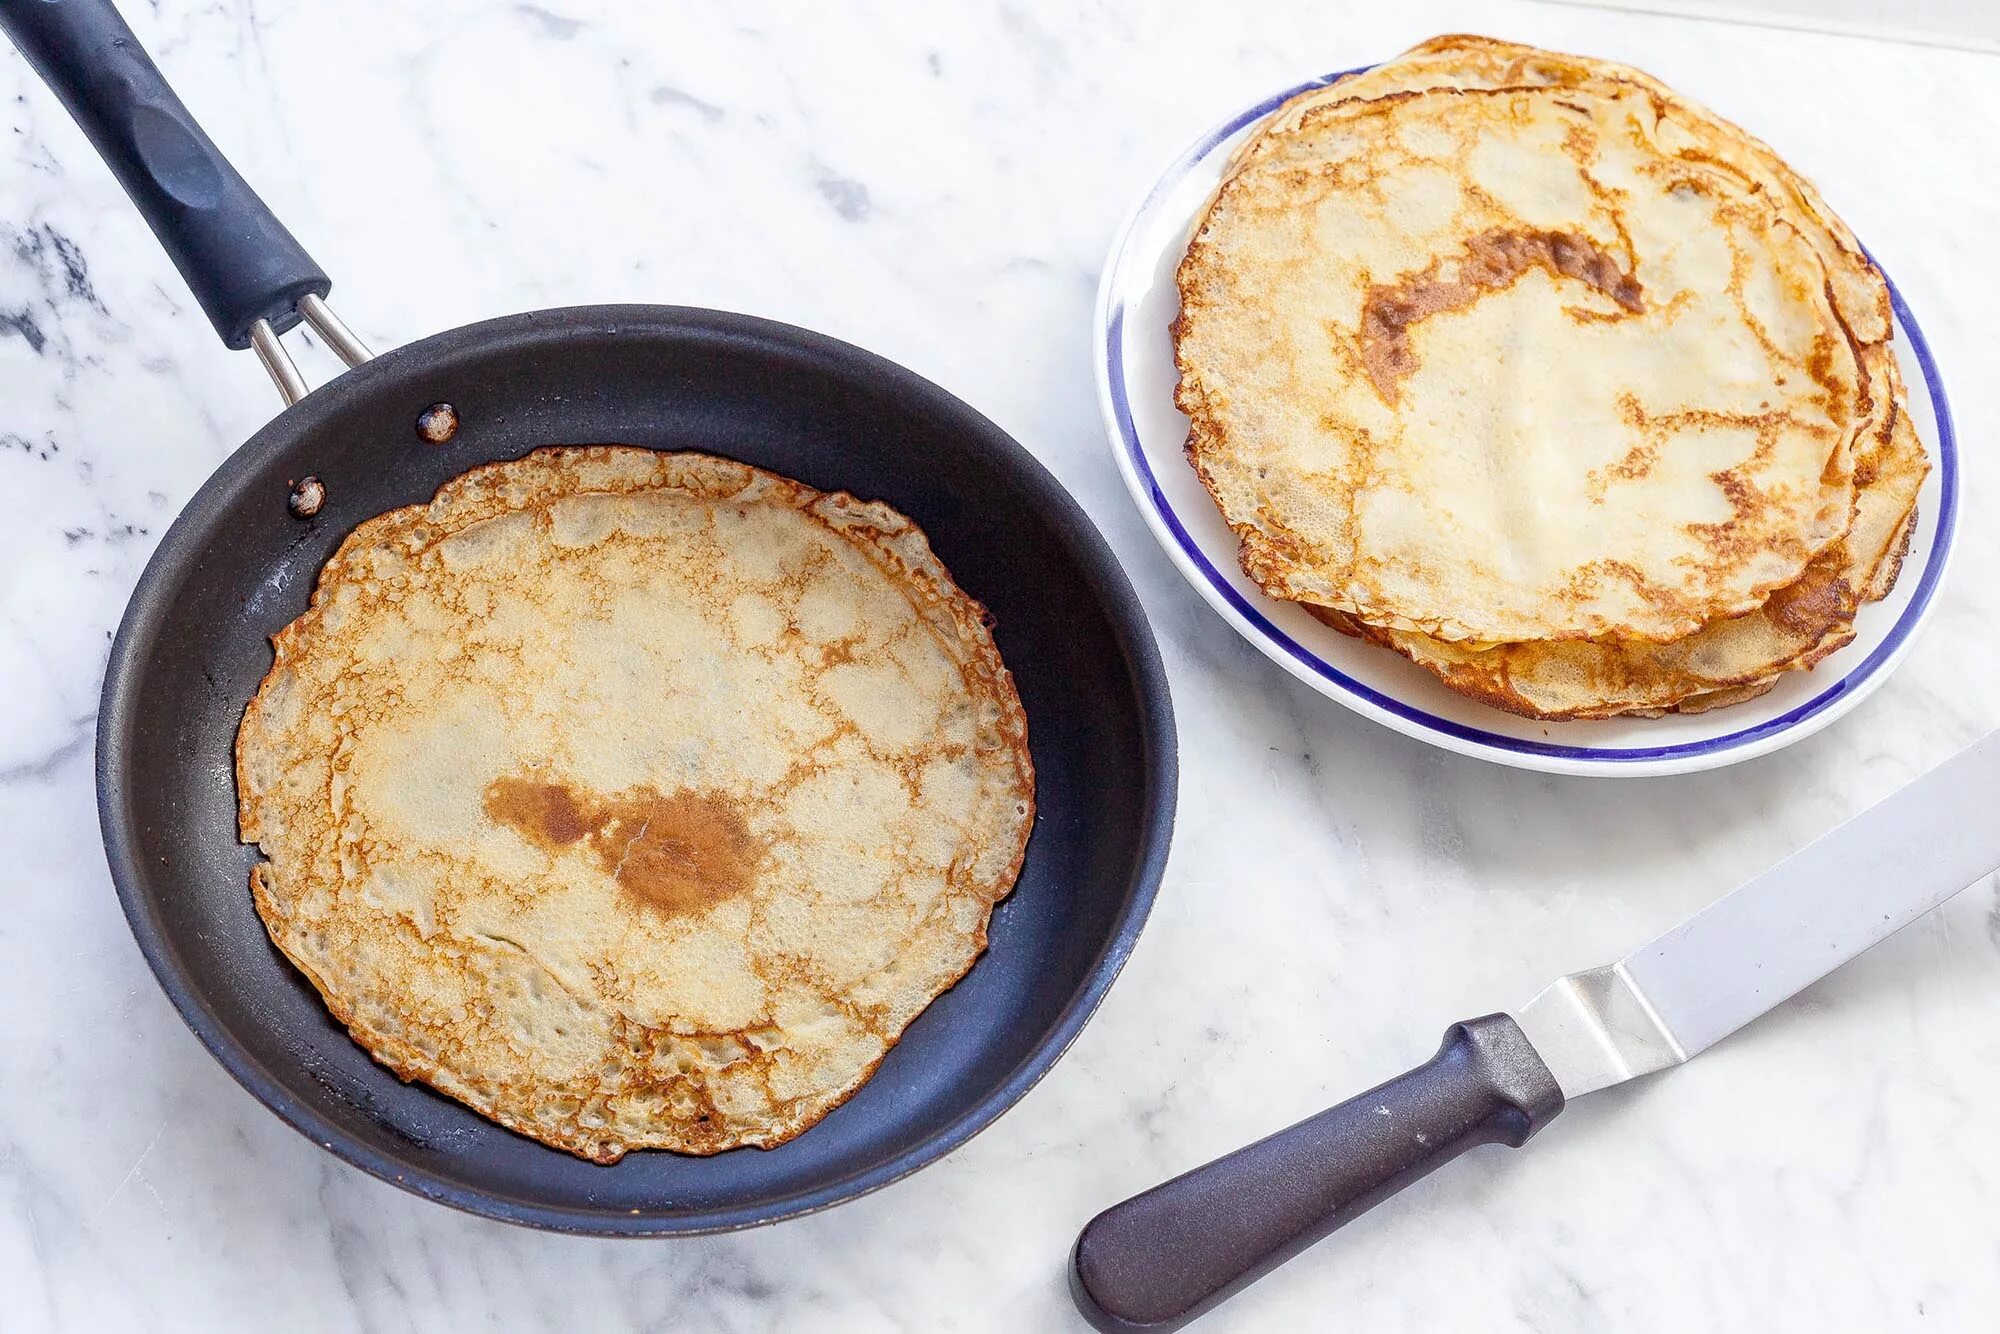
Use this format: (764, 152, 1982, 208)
(0, 0, 367, 389)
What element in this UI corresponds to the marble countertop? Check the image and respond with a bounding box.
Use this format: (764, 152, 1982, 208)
(3, 1, 1996, 1330)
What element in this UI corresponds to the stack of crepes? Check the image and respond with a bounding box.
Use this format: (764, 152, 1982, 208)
(1172, 35, 1926, 719)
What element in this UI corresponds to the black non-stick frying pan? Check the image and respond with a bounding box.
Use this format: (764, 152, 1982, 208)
(4, 0, 1176, 1233)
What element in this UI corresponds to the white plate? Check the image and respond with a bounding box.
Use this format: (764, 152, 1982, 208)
(1095, 72, 1959, 777)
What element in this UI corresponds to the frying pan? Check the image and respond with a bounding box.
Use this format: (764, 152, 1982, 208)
(5, 0, 1175, 1233)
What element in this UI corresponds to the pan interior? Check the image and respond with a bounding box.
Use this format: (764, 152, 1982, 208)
(98, 306, 1173, 1232)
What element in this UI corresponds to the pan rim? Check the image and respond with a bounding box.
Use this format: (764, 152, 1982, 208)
(96, 302, 1178, 1235)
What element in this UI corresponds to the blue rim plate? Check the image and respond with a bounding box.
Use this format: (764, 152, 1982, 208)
(1095, 71, 1959, 777)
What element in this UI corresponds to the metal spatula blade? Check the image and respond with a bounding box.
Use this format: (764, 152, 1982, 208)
(1072, 733, 2000, 1333)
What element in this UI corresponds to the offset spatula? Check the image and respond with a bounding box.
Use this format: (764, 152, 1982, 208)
(1072, 733, 2000, 1332)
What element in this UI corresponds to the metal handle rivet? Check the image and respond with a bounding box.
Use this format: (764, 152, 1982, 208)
(416, 402, 459, 444)
(287, 475, 326, 519)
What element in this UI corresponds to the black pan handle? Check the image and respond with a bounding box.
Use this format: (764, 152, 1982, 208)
(1070, 1014, 1565, 1332)
(0, 0, 329, 348)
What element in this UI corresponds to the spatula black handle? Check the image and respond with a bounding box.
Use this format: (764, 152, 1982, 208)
(0, 0, 328, 348)
(1070, 1014, 1564, 1332)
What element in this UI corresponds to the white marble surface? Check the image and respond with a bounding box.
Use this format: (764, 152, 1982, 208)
(2, 1, 1996, 1330)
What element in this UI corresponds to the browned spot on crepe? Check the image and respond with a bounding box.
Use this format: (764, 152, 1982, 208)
(1360, 228, 1644, 404)
(485, 778, 762, 919)
(484, 777, 589, 847)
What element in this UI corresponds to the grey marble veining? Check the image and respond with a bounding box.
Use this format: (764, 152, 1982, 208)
(1, 1, 1996, 1330)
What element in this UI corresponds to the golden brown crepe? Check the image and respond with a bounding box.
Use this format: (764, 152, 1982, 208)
(237, 447, 1034, 1159)
(1174, 35, 1924, 718)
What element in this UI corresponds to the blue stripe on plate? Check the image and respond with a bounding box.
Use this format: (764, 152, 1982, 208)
(1105, 74, 1959, 764)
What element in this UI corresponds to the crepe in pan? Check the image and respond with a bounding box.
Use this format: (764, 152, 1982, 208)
(236, 447, 1035, 1160)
